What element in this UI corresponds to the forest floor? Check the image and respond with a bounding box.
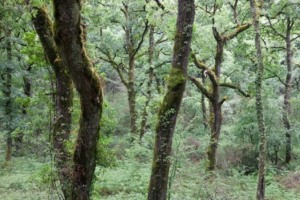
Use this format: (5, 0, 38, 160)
(1, 135, 300, 200)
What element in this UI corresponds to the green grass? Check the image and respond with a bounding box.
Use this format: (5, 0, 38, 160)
(1, 137, 300, 200)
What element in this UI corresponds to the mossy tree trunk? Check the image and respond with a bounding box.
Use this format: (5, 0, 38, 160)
(52, 1, 103, 199)
(32, 8, 74, 199)
(250, 0, 266, 199)
(148, 1, 195, 199)
(140, 25, 155, 140)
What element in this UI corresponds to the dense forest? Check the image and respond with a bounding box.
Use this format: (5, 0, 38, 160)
(1, 0, 300, 199)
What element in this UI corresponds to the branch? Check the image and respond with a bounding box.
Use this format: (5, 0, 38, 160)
(291, 34, 300, 42)
(219, 82, 250, 97)
(191, 52, 218, 86)
(154, 60, 171, 69)
(266, 16, 285, 39)
(189, 76, 213, 101)
(97, 47, 129, 87)
(224, 22, 252, 41)
(293, 62, 300, 68)
(219, 96, 228, 105)
(265, 68, 286, 86)
(229, 0, 240, 25)
(154, 0, 165, 10)
(132, 20, 149, 58)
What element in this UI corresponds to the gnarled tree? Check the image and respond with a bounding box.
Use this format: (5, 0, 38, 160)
(190, 0, 251, 171)
(32, 8, 73, 199)
(52, 0, 103, 199)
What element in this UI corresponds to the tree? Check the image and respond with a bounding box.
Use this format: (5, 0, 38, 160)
(250, 0, 266, 199)
(98, 1, 149, 137)
(264, 1, 300, 164)
(148, 0, 195, 199)
(190, 0, 251, 170)
(52, 0, 103, 199)
(32, 8, 73, 198)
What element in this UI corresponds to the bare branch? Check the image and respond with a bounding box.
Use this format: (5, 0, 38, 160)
(291, 34, 300, 42)
(229, 0, 240, 25)
(265, 68, 286, 86)
(189, 76, 213, 101)
(154, 0, 165, 10)
(219, 82, 250, 97)
(266, 16, 285, 39)
(97, 47, 129, 87)
(132, 20, 149, 58)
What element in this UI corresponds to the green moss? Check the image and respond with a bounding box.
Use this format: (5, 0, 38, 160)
(167, 68, 185, 89)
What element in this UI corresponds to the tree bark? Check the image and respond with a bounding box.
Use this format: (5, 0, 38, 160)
(123, 3, 139, 137)
(32, 8, 73, 199)
(148, 1, 195, 199)
(283, 17, 292, 164)
(140, 25, 155, 140)
(250, 1, 266, 199)
(206, 32, 224, 171)
(52, 1, 103, 199)
(201, 71, 208, 130)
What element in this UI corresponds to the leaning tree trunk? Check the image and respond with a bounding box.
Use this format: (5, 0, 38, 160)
(52, 1, 103, 199)
(283, 17, 292, 164)
(250, 1, 266, 200)
(148, 1, 195, 199)
(32, 8, 73, 199)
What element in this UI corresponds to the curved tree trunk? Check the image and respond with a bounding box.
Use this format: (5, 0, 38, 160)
(32, 8, 73, 199)
(148, 1, 195, 199)
(250, 1, 266, 199)
(52, 1, 103, 199)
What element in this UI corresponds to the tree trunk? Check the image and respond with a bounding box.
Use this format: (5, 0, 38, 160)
(52, 1, 103, 199)
(4, 30, 13, 162)
(140, 25, 155, 140)
(206, 29, 224, 171)
(32, 8, 73, 199)
(127, 61, 138, 137)
(207, 101, 222, 170)
(250, 1, 266, 199)
(201, 71, 208, 130)
(15, 66, 32, 155)
(148, 1, 195, 199)
(283, 17, 292, 164)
